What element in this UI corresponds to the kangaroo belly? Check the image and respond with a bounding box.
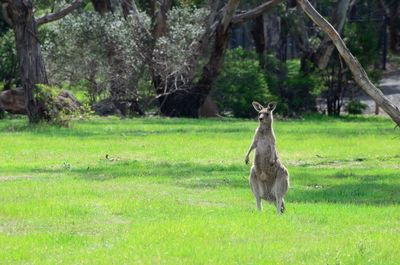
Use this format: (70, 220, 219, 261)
(254, 151, 274, 172)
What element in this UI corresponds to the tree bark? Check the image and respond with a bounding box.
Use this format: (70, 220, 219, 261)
(231, 0, 281, 24)
(297, 0, 400, 126)
(90, 0, 113, 14)
(5, 0, 49, 123)
(251, 15, 266, 68)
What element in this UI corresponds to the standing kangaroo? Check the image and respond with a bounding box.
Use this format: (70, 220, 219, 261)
(245, 101, 289, 214)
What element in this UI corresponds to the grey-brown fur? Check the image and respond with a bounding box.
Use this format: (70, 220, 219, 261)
(245, 101, 289, 214)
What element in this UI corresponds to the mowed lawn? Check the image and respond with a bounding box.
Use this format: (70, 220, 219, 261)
(0, 116, 399, 264)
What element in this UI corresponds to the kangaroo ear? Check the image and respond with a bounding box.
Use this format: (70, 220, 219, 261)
(267, 102, 277, 111)
(252, 101, 264, 112)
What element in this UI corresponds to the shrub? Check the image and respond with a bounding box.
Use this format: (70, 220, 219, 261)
(35, 84, 87, 126)
(263, 57, 325, 116)
(0, 30, 18, 89)
(285, 60, 325, 115)
(212, 48, 272, 118)
(346, 100, 367, 114)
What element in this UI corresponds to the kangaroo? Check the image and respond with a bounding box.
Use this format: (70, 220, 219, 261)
(245, 101, 289, 214)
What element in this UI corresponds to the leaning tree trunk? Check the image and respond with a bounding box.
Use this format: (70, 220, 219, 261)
(5, 0, 49, 123)
(297, 0, 400, 126)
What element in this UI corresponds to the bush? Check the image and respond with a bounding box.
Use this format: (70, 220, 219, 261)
(285, 60, 325, 115)
(212, 48, 272, 118)
(346, 100, 367, 114)
(263, 56, 325, 116)
(35, 84, 87, 126)
(0, 30, 18, 89)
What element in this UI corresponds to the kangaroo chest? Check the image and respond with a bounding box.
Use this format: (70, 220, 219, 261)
(255, 135, 274, 156)
(254, 134, 277, 175)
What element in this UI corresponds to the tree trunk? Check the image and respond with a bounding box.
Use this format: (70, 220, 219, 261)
(158, 0, 240, 117)
(315, 0, 352, 69)
(90, 0, 112, 14)
(297, 0, 400, 126)
(389, 2, 399, 53)
(251, 15, 266, 68)
(5, 0, 48, 123)
(152, 0, 279, 117)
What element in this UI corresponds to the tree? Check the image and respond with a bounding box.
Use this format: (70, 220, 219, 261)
(314, 0, 353, 70)
(90, 0, 144, 115)
(0, 0, 84, 123)
(296, 0, 400, 126)
(146, 0, 281, 117)
(379, 0, 399, 53)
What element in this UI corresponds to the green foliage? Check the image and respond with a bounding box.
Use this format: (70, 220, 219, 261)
(34, 84, 63, 124)
(344, 17, 382, 83)
(0, 30, 18, 89)
(0, 116, 399, 264)
(212, 48, 271, 118)
(214, 51, 325, 117)
(285, 60, 325, 115)
(0, 7, 10, 36)
(346, 100, 367, 114)
(34, 84, 86, 126)
(264, 57, 325, 116)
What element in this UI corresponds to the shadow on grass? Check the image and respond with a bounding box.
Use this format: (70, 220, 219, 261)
(24, 159, 400, 205)
(32, 160, 248, 189)
(0, 122, 252, 138)
(288, 182, 400, 205)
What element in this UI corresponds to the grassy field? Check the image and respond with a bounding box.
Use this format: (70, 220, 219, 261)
(0, 115, 399, 264)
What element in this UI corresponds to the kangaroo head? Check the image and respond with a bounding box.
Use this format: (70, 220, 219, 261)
(252, 101, 277, 125)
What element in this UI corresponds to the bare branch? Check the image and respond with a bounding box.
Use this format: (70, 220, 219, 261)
(1, 2, 13, 26)
(297, 0, 400, 126)
(220, 0, 240, 32)
(36, 0, 85, 26)
(232, 0, 281, 24)
(316, 0, 353, 69)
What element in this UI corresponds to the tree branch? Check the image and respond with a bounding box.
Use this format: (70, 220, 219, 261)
(316, 0, 353, 69)
(36, 0, 85, 26)
(297, 0, 400, 126)
(220, 0, 240, 31)
(231, 0, 281, 24)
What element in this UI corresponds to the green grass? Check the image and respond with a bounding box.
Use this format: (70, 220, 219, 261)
(0, 115, 399, 264)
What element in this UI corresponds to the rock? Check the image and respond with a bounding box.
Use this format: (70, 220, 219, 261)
(0, 87, 26, 114)
(56, 90, 82, 113)
(93, 99, 122, 116)
(93, 99, 144, 116)
(0, 87, 81, 115)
